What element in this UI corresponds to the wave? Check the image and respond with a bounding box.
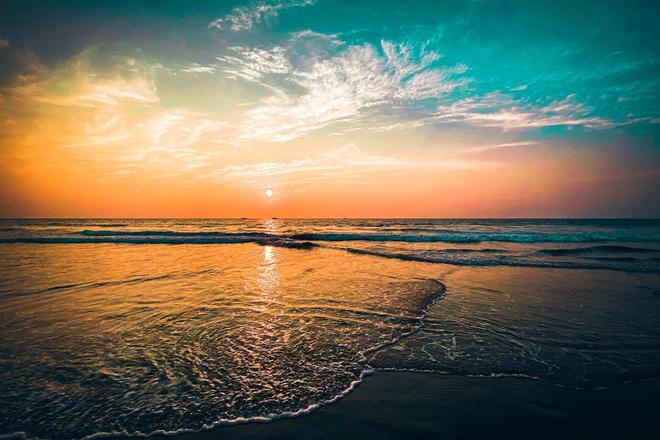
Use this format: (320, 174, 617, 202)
(1, 237, 263, 244)
(0, 279, 446, 440)
(433, 248, 504, 253)
(0, 235, 318, 249)
(88, 224, 129, 228)
(1, 228, 659, 245)
(0, 386, 362, 440)
(257, 240, 318, 250)
(79, 230, 273, 238)
(2, 234, 659, 272)
(85, 229, 640, 244)
(290, 232, 660, 244)
(587, 256, 643, 262)
(339, 247, 660, 273)
(537, 245, 660, 256)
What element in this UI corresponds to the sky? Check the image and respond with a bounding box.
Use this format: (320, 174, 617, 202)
(0, 0, 659, 218)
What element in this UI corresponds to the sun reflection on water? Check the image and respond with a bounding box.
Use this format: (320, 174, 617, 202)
(257, 245, 279, 297)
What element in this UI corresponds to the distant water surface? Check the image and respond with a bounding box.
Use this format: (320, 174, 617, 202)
(2, 218, 660, 272)
(1, 219, 659, 439)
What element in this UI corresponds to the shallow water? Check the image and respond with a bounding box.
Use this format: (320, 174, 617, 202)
(0, 242, 446, 439)
(370, 266, 660, 389)
(1, 219, 660, 439)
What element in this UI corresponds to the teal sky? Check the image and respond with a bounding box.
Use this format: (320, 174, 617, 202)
(0, 0, 659, 217)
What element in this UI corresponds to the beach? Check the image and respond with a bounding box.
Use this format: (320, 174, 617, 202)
(3, 1, 660, 437)
(169, 372, 660, 440)
(1, 219, 659, 439)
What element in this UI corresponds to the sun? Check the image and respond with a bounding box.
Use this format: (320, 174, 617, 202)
(265, 189, 273, 198)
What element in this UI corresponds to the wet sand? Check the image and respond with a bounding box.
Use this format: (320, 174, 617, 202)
(161, 371, 660, 440)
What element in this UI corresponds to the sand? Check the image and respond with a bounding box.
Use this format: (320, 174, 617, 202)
(152, 371, 660, 440)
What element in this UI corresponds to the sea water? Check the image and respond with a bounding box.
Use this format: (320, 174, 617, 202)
(1, 219, 659, 439)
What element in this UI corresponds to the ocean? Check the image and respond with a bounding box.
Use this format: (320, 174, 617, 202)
(1, 219, 659, 439)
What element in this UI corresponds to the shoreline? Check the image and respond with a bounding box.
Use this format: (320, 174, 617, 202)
(1, 237, 659, 439)
(152, 371, 660, 440)
(3, 370, 659, 440)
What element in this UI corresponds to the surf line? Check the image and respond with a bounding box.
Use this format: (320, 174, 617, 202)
(0, 277, 449, 440)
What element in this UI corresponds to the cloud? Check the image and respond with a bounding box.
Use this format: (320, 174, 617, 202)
(237, 41, 466, 142)
(3, 51, 237, 181)
(0, 38, 10, 49)
(3, 32, 636, 196)
(11, 53, 160, 109)
(217, 46, 291, 83)
(174, 32, 629, 144)
(434, 93, 613, 130)
(461, 141, 540, 154)
(84, 105, 231, 170)
(181, 28, 341, 85)
(209, 0, 315, 32)
(141, 109, 230, 149)
(76, 106, 234, 180)
(203, 143, 497, 190)
(42, 76, 159, 108)
(180, 63, 217, 74)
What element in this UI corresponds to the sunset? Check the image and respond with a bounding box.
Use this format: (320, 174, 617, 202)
(1, 0, 659, 218)
(1, 1, 659, 439)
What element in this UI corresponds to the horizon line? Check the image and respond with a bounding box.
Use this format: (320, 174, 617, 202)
(2, 217, 659, 221)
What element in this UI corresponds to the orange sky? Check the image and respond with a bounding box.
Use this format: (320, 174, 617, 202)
(1, 13, 658, 217)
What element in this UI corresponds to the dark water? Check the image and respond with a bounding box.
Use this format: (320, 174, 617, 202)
(2, 218, 660, 272)
(1, 219, 659, 439)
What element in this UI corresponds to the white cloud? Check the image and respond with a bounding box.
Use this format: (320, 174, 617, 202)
(237, 41, 466, 142)
(434, 93, 612, 130)
(461, 141, 540, 154)
(217, 46, 291, 82)
(0, 37, 10, 49)
(181, 63, 217, 74)
(209, 0, 315, 32)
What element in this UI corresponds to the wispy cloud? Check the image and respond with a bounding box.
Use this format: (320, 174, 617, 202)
(182, 30, 340, 85)
(180, 63, 217, 74)
(434, 93, 613, 130)
(209, 0, 315, 32)
(79, 107, 233, 180)
(203, 143, 497, 190)
(41, 77, 159, 108)
(461, 141, 540, 154)
(237, 41, 466, 142)
(174, 33, 627, 143)
(5, 51, 236, 181)
(3, 30, 642, 195)
(0, 37, 10, 49)
(217, 46, 291, 83)
(12, 54, 160, 109)
(209, 33, 628, 142)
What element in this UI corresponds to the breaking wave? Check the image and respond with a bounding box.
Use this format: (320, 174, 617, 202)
(2, 228, 660, 245)
(537, 245, 660, 255)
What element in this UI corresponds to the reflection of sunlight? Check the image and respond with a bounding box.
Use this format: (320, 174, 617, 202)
(260, 218, 280, 235)
(264, 245, 275, 265)
(257, 245, 279, 297)
(243, 243, 285, 385)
